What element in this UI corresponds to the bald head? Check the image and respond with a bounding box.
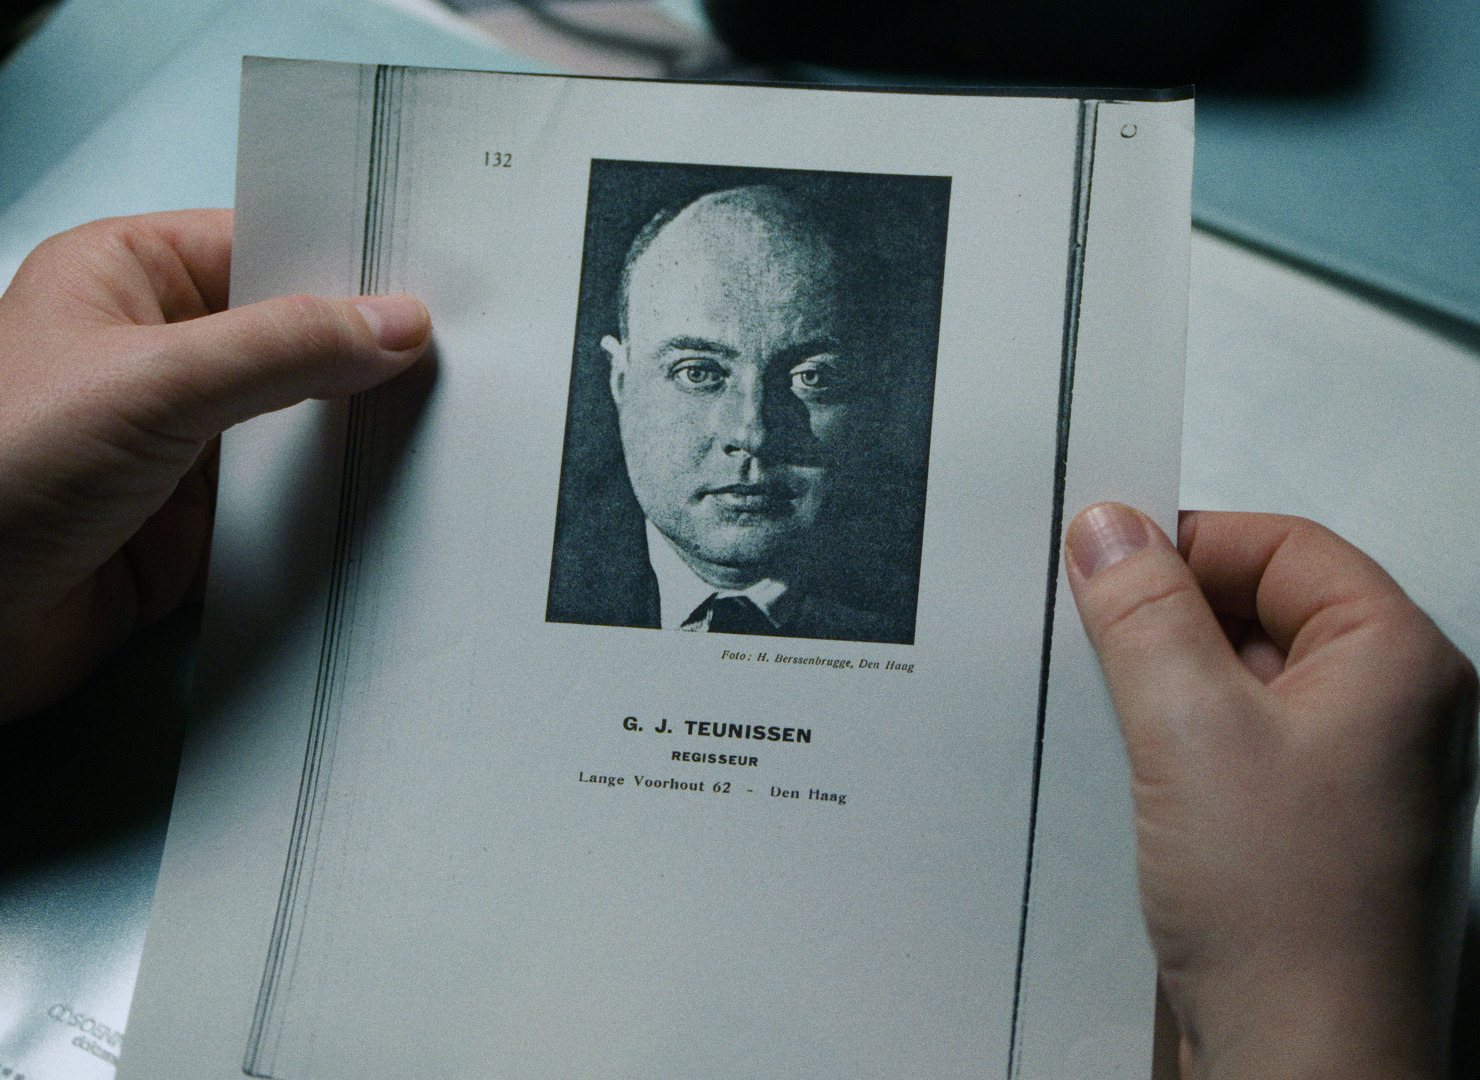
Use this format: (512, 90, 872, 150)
(617, 185, 854, 341)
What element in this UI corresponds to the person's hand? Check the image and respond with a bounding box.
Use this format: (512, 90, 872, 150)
(1065, 504, 1478, 1079)
(0, 210, 431, 722)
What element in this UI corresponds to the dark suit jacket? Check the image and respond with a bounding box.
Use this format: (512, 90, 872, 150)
(547, 471, 907, 644)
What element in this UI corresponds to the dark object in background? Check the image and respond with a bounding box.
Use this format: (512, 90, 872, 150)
(0, 606, 194, 872)
(703, 0, 1368, 92)
(1, 0, 55, 62)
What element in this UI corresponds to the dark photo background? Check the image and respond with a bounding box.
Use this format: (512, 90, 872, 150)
(547, 159, 952, 644)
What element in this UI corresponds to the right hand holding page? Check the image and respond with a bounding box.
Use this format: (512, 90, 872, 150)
(1065, 504, 1478, 1080)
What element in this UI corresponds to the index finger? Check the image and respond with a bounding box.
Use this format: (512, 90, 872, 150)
(1178, 510, 1410, 661)
(127, 208, 236, 315)
(9, 210, 236, 326)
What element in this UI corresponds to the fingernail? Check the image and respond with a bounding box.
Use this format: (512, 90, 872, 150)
(1067, 502, 1151, 579)
(356, 294, 429, 352)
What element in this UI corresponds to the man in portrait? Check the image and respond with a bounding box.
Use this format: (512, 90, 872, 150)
(548, 165, 949, 645)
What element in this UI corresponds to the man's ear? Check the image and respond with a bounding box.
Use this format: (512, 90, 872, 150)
(601, 334, 627, 404)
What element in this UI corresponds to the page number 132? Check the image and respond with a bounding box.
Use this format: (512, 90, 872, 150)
(485, 151, 512, 167)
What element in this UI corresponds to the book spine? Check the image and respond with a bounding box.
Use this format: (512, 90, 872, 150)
(1006, 95, 1100, 1080)
(243, 63, 408, 1080)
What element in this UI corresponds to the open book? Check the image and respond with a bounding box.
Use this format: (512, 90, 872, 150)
(119, 59, 1191, 1080)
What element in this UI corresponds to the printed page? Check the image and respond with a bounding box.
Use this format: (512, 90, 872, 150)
(119, 59, 1192, 1080)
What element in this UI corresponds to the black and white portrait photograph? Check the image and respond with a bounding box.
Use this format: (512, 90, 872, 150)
(547, 160, 951, 645)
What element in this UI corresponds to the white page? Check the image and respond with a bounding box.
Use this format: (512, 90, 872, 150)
(120, 60, 1191, 1080)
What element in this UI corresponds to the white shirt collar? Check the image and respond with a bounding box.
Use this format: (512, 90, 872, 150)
(644, 520, 788, 630)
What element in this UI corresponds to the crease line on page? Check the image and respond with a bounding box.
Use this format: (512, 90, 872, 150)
(1005, 96, 1099, 1080)
(243, 62, 407, 1080)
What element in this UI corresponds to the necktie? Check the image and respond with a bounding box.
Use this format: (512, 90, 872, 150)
(690, 594, 781, 636)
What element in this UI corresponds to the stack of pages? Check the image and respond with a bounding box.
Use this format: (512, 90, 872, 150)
(117, 59, 1192, 1079)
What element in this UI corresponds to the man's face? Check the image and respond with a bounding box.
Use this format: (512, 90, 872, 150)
(606, 195, 879, 588)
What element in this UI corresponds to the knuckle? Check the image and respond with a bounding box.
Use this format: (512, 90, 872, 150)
(15, 217, 136, 284)
(1380, 600, 1469, 688)
(1280, 513, 1332, 540)
(1094, 572, 1201, 641)
(79, 216, 151, 261)
(1361, 598, 1480, 754)
(1436, 644, 1479, 729)
(19, 229, 71, 268)
(275, 293, 350, 360)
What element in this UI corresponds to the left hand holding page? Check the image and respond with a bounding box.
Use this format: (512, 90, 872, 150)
(0, 209, 431, 723)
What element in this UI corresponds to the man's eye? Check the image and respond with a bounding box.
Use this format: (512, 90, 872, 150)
(790, 362, 843, 394)
(672, 360, 724, 388)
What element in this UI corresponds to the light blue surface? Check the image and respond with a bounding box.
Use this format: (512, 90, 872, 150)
(1196, 0, 1480, 328)
(0, 0, 545, 288)
(0, 0, 227, 212)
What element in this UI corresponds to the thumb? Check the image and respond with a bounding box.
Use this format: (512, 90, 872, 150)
(1064, 502, 1252, 768)
(131, 292, 430, 441)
